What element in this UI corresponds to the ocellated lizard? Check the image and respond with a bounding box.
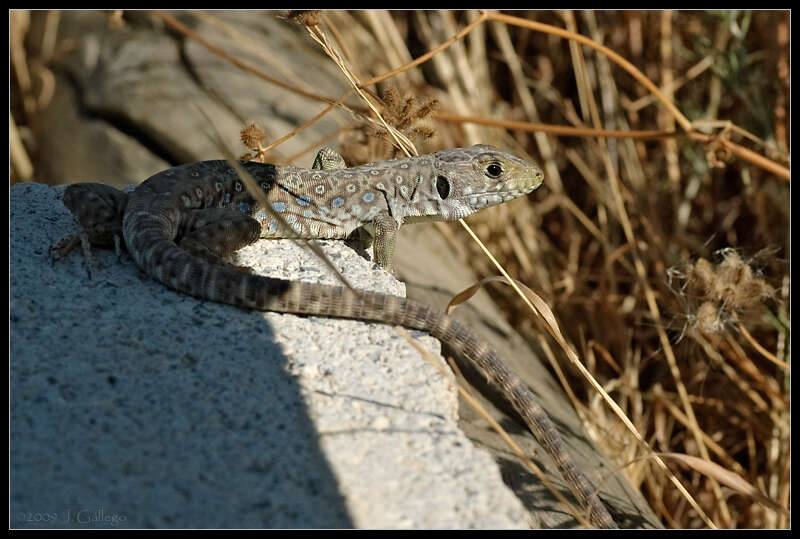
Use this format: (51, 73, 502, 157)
(51, 145, 617, 528)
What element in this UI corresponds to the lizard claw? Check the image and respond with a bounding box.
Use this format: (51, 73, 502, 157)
(233, 264, 257, 274)
(49, 232, 96, 279)
(49, 235, 80, 262)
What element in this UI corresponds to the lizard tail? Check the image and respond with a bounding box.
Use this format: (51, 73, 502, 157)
(409, 306, 619, 529)
(302, 286, 619, 529)
(123, 215, 617, 528)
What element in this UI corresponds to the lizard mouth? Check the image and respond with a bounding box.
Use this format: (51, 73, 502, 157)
(461, 182, 542, 209)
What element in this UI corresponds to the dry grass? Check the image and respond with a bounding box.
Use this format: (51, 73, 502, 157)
(11, 9, 790, 529)
(274, 10, 790, 529)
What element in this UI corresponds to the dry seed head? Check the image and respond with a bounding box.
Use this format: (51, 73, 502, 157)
(107, 10, 125, 28)
(287, 10, 322, 27)
(684, 249, 775, 334)
(693, 301, 725, 333)
(240, 123, 264, 150)
(717, 251, 747, 287)
(688, 258, 716, 298)
(705, 139, 733, 168)
(415, 98, 439, 123)
(363, 89, 439, 158)
(383, 87, 401, 109)
(734, 280, 773, 306)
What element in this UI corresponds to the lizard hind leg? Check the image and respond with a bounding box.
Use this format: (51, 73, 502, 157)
(60, 182, 128, 249)
(177, 207, 262, 270)
(312, 148, 385, 265)
(51, 183, 129, 278)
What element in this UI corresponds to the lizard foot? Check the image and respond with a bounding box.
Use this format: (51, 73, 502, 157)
(49, 231, 97, 279)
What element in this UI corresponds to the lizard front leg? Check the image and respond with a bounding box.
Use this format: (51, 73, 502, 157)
(177, 207, 262, 270)
(310, 148, 396, 270)
(365, 212, 399, 272)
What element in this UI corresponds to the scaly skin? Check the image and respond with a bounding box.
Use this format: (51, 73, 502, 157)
(53, 145, 617, 528)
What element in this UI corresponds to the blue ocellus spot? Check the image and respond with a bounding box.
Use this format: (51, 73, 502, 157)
(286, 215, 297, 224)
(332, 197, 344, 207)
(304, 209, 314, 218)
(297, 196, 310, 206)
(362, 192, 374, 202)
(272, 201, 286, 212)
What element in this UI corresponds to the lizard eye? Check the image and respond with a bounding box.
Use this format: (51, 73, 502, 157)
(436, 175, 451, 199)
(485, 162, 503, 179)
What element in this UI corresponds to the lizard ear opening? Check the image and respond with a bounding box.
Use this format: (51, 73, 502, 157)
(436, 175, 451, 199)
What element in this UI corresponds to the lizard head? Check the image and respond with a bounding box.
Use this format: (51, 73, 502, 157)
(417, 144, 544, 221)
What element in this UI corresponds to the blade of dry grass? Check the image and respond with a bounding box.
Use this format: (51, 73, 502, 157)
(147, 11, 786, 528)
(14, 10, 790, 529)
(358, 11, 490, 89)
(10, 111, 33, 182)
(395, 326, 595, 529)
(655, 453, 788, 516)
(689, 329, 789, 433)
(305, 20, 417, 159)
(487, 11, 692, 132)
(156, 10, 789, 180)
(735, 321, 789, 372)
(301, 20, 604, 527)
(195, 104, 354, 292)
(560, 12, 724, 526)
(412, 11, 482, 145)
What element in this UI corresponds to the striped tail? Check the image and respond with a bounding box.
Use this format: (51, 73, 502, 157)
(124, 213, 617, 528)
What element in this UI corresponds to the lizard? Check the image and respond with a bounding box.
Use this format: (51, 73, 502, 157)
(51, 144, 618, 529)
